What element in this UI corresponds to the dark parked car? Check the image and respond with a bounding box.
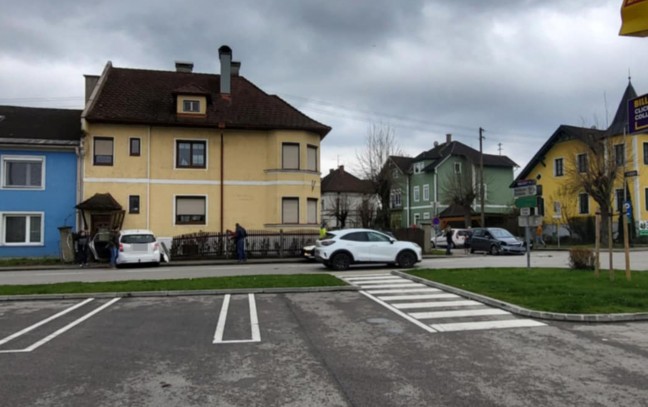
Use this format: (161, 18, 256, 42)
(470, 227, 526, 255)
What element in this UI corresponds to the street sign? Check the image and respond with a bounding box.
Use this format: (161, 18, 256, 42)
(513, 185, 537, 198)
(515, 196, 537, 208)
(520, 207, 531, 216)
(514, 179, 536, 187)
(624, 170, 638, 177)
(518, 215, 543, 227)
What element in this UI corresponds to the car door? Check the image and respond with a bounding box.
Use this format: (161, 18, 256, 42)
(471, 229, 486, 252)
(339, 231, 371, 261)
(367, 231, 399, 261)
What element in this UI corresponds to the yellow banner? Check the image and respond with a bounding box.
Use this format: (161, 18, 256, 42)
(620, 0, 648, 37)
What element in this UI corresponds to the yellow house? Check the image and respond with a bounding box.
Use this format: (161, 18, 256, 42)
(515, 81, 648, 239)
(80, 45, 330, 239)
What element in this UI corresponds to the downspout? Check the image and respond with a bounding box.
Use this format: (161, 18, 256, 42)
(220, 129, 224, 234)
(407, 172, 411, 226)
(434, 169, 438, 217)
(147, 126, 151, 230)
(76, 138, 85, 230)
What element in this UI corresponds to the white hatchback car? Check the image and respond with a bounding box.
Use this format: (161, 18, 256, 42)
(116, 229, 169, 267)
(314, 228, 422, 271)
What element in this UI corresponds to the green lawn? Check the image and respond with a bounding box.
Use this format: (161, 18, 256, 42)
(408, 268, 648, 314)
(0, 274, 347, 296)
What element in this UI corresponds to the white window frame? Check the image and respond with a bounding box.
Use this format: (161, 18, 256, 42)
(423, 212, 430, 220)
(174, 195, 207, 225)
(1, 212, 44, 245)
(554, 157, 564, 177)
(413, 162, 424, 174)
(1, 155, 46, 190)
(423, 184, 430, 201)
(391, 189, 402, 208)
(183, 99, 201, 113)
(413, 186, 420, 202)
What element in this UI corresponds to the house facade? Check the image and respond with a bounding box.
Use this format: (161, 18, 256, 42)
(81, 46, 330, 240)
(320, 165, 378, 228)
(390, 135, 517, 229)
(0, 106, 81, 258)
(515, 81, 648, 239)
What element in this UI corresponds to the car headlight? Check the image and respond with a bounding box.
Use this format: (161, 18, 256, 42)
(321, 240, 336, 246)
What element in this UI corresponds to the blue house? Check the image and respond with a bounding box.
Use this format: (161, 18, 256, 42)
(0, 106, 81, 258)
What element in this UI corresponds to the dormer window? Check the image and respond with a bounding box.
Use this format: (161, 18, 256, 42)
(183, 99, 200, 113)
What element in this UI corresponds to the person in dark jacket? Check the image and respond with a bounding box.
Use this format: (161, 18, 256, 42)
(76, 230, 89, 267)
(234, 223, 247, 262)
(445, 226, 453, 255)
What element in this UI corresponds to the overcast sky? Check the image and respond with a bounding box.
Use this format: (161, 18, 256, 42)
(1, 0, 645, 176)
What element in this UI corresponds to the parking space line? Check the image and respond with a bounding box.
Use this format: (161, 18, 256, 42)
(0, 298, 121, 354)
(0, 298, 94, 347)
(213, 294, 261, 344)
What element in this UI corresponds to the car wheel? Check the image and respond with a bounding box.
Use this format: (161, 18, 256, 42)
(330, 252, 352, 271)
(490, 245, 500, 255)
(431, 242, 436, 248)
(397, 250, 416, 268)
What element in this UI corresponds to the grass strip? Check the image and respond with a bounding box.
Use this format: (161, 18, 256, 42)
(0, 274, 346, 296)
(409, 268, 648, 314)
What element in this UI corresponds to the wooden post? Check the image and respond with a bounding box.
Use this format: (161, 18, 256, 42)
(595, 211, 600, 278)
(624, 212, 631, 281)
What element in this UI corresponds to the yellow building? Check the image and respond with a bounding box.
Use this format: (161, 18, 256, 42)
(515, 81, 648, 239)
(80, 46, 330, 239)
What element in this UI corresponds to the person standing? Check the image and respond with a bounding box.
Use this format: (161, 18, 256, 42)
(77, 230, 89, 267)
(235, 223, 247, 262)
(319, 222, 328, 239)
(445, 225, 453, 255)
(108, 230, 120, 268)
(535, 224, 546, 248)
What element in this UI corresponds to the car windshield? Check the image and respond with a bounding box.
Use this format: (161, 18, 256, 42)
(490, 229, 513, 238)
(121, 234, 156, 244)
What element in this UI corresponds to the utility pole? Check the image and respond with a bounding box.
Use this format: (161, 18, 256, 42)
(479, 127, 485, 227)
(497, 142, 502, 155)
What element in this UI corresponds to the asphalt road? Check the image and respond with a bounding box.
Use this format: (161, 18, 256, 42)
(1, 292, 648, 406)
(1, 250, 647, 286)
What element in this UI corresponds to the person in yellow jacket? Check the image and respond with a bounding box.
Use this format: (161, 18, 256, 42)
(319, 222, 328, 239)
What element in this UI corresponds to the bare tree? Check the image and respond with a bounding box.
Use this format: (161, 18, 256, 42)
(357, 196, 376, 228)
(440, 169, 478, 227)
(355, 124, 403, 229)
(325, 194, 350, 229)
(564, 133, 625, 246)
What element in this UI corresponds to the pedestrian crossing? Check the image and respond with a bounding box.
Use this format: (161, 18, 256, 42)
(341, 273, 546, 333)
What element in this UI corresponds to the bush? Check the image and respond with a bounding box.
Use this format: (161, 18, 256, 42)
(568, 248, 595, 270)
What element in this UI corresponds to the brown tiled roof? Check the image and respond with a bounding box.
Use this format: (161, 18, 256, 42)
(389, 156, 414, 173)
(321, 166, 374, 193)
(76, 193, 123, 210)
(85, 65, 331, 137)
(0, 105, 81, 143)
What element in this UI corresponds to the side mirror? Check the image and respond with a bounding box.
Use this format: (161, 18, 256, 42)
(389, 238, 395, 244)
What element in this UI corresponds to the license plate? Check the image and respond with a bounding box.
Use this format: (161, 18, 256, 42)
(133, 244, 149, 252)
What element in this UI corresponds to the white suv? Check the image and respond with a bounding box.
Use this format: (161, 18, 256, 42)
(314, 228, 422, 271)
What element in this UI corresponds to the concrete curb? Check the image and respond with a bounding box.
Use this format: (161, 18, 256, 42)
(0, 285, 359, 302)
(392, 270, 648, 323)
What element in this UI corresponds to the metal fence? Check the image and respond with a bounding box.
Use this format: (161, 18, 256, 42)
(170, 229, 319, 260)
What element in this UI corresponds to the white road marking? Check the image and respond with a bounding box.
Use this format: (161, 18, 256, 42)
(0, 298, 121, 354)
(345, 276, 400, 282)
(355, 283, 425, 289)
(341, 273, 392, 278)
(431, 319, 546, 332)
(393, 300, 481, 309)
(0, 298, 94, 347)
(410, 309, 511, 319)
(366, 288, 441, 295)
(213, 294, 261, 344)
(359, 291, 438, 333)
(377, 293, 459, 301)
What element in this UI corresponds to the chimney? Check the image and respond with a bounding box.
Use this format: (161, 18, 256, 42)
(329, 168, 334, 174)
(339, 165, 344, 172)
(218, 45, 232, 94)
(84, 75, 99, 104)
(231, 61, 241, 76)
(175, 61, 194, 73)
(446, 133, 452, 144)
